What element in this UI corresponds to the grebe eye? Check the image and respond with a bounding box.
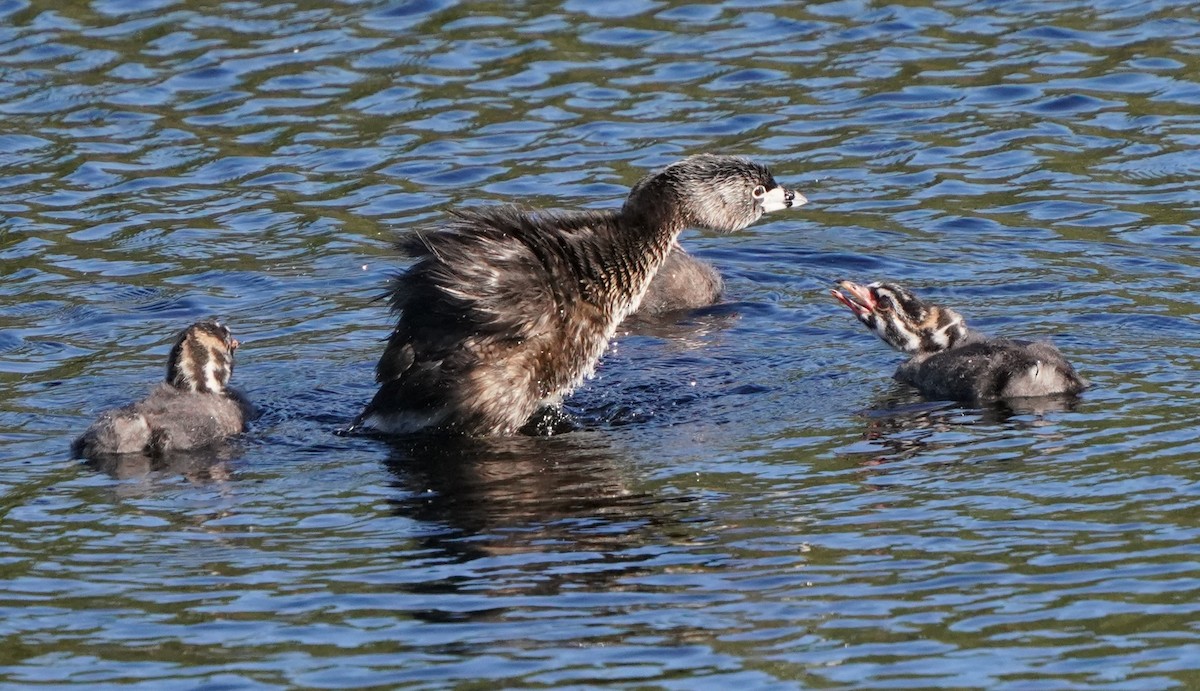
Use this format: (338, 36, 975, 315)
(752, 184, 767, 199)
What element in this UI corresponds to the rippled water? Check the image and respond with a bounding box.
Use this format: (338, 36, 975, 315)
(3, 0, 1200, 687)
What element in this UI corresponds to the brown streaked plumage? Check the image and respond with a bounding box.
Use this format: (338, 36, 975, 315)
(832, 280, 1088, 403)
(354, 154, 806, 436)
(72, 320, 255, 459)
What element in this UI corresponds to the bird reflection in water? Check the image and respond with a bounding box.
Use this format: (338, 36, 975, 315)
(846, 384, 1083, 470)
(82, 441, 244, 494)
(383, 432, 693, 621)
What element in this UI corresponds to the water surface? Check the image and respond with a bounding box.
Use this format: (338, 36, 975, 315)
(2, 0, 1200, 687)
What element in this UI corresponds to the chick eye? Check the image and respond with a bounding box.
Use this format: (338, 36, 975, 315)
(875, 294, 893, 311)
(752, 184, 767, 199)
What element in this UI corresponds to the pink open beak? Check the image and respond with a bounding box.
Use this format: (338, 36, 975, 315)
(830, 280, 876, 318)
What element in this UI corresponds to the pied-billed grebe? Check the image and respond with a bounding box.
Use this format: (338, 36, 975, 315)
(832, 280, 1088, 402)
(72, 320, 255, 459)
(354, 154, 805, 436)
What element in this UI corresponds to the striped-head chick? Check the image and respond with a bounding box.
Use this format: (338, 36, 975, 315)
(166, 320, 239, 394)
(831, 280, 968, 355)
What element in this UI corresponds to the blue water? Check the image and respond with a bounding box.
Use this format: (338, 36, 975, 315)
(2, 0, 1200, 687)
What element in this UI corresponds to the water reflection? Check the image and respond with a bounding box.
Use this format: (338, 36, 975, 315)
(846, 385, 1083, 468)
(82, 441, 244, 484)
(4, 0, 1200, 685)
(382, 432, 694, 624)
(385, 432, 665, 558)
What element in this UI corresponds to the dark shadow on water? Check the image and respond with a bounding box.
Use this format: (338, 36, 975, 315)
(382, 432, 699, 621)
(83, 441, 245, 483)
(849, 383, 1084, 468)
(384, 432, 673, 555)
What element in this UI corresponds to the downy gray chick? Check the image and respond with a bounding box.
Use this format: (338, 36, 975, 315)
(72, 320, 254, 458)
(832, 280, 1087, 403)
